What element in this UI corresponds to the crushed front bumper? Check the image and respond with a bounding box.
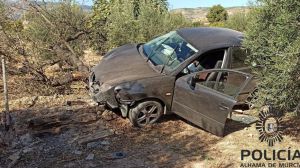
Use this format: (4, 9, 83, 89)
(89, 72, 119, 109)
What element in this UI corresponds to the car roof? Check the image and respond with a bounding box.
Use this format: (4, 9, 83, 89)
(176, 27, 244, 52)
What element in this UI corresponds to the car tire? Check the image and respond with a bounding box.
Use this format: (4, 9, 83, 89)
(129, 100, 163, 127)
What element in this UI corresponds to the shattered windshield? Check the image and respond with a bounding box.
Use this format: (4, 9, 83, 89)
(143, 31, 199, 71)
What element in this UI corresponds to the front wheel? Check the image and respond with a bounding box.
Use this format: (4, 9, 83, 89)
(129, 100, 163, 127)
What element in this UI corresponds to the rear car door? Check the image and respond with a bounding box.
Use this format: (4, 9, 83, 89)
(172, 69, 253, 136)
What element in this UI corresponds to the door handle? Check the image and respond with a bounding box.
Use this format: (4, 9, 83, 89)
(219, 103, 230, 110)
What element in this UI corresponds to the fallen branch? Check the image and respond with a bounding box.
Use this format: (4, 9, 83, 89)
(1, 55, 11, 130)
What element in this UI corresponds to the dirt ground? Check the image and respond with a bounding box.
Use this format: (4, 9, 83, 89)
(0, 53, 299, 168)
(0, 87, 299, 168)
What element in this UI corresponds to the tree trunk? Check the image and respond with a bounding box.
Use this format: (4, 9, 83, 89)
(296, 103, 300, 117)
(1, 55, 11, 130)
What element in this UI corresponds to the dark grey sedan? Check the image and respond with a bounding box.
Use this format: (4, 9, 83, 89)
(89, 27, 257, 136)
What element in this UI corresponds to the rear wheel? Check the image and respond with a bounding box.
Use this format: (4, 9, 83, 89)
(129, 100, 163, 127)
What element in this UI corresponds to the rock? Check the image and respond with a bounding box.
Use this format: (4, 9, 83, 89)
(51, 72, 73, 86)
(72, 71, 87, 81)
(87, 142, 101, 149)
(102, 146, 109, 151)
(11, 139, 21, 149)
(20, 133, 33, 146)
(73, 150, 82, 155)
(97, 105, 106, 112)
(100, 140, 110, 145)
(38, 145, 44, 151)
(22, 147, 33, 154)
(85, 153, 95, 160)
(8, 151, 21, 161)
(45, 63, 61, 74)
(8, 151, 21, 168)
(75, 113, 98, 124)
(111, 152, 126, 159)
(77, 130, 114, 145)
(101, 111, 117, 121)
(153, 138, 159, 142)
(11, 96, 38, 109)
(96, 110, 103, 116)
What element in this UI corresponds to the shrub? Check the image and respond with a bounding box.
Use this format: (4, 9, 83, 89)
(206, 5, 228, 23)
(225, 12, 249, 32)
(243, 0, 300, 111)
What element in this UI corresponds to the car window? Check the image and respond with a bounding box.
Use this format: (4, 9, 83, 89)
(181, 49, 225, 75)
(231, 47, 248, 69)
(143, 31, 198, 71)
(195, 70, 248, 98)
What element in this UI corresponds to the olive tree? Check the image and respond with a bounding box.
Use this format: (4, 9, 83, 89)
(22, 1, 90, 74)
(243, 0, 300, 112)
(91, 0, 190, 51)
(206, 5, 228, 23)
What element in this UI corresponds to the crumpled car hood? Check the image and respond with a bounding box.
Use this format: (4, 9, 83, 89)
(92, 44, 160, 85)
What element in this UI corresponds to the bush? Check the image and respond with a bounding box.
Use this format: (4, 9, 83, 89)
(243, 0, 300, 111)
(225, 12, 249, 32)
(206, 5, 228, 23)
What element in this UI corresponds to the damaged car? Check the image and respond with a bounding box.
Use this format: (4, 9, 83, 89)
(89, 27, 257, 136)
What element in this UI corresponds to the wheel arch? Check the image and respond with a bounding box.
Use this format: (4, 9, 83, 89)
(130, 97, 167, 115)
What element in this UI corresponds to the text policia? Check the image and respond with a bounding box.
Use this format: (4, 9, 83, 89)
(241, 149, 300, 161)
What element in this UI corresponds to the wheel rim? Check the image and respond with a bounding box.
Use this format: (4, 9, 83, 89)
(136, 103, 160, 126)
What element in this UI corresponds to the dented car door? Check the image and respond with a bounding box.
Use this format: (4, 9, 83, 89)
(172, 69, 253, 136)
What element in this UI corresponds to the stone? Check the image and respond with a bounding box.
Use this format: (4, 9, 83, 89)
(73, 150, 82, 155)
(77, 130, 114, 145)
(100, 140, 110, 145)
(87, 142, 101, 149)
(101, 111, 117, 121)
(45, 63, 61, 74)
(75, 113, 98, 124)
(8, 151, 21, 168)
(22, 147, 33, 154)
(85, 153, 95, 160)
(20, 133, 33, 146)
(11, 96, 38, 109)
(8, 151, 21, 161)
(111, 152, 126, 159)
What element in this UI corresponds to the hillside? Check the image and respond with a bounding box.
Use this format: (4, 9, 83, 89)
(171, 6, 250, 23)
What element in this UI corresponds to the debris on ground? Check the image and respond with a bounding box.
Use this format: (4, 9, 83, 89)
(0, 90, 299, 168)
(85, 153, 95, 160)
